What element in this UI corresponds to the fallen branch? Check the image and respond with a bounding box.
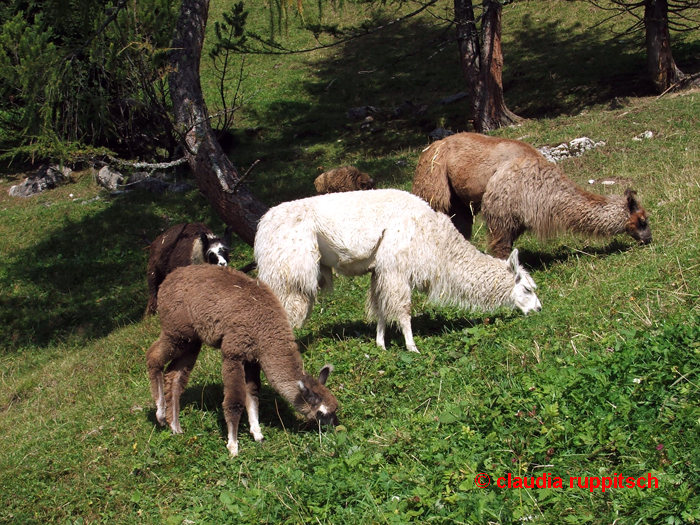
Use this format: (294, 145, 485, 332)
(107, 155, 189, 171)
(232, 159, 260, 194)
(656, 72, 700, 100)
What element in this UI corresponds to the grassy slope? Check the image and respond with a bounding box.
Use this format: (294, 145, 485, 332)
(1, 0, 700, 523)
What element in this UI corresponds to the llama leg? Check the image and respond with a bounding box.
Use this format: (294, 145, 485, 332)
(282, 292, 316, 328)
(146, 337, 176, 426)
(397, 310, 419, 354)
(449, 193, 475, 240)
(376, 315, 387, 350)
(244, 362, 264, 442)
(221, 357, 247, 456)
(380, 273, 416, 353)
(319, 264, 334, 294)
(145, 269, 162, 316)
(163, 343, 201, 434)
(368, 272, 386, 349)
(488, 224, 524, 260)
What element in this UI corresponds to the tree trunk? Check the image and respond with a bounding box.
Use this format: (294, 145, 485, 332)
(644, 0, 685, 93)
(169, 0, 268, 247)
(454, 0, 521, 132)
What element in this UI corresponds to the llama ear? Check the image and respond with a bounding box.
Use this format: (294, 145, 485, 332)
(199, 231, 209, 249)
(625, 188, 640, 214)
(318, 364, 334, 385)
(223, 226, 232, 247)
(507, 249, 520, 275)
(297, 380, 309, 395)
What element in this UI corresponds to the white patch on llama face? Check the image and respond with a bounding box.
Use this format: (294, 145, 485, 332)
(512, 271, 541, 315)
(318, 404, 329, 416)
(206, 241, 229, 266)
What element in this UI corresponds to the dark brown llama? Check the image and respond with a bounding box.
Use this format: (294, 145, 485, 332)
(314, 166, 375, 194)
(146, 264, 339, 456)
(412, 132, 651, 257)
(145, 222, 230, 316)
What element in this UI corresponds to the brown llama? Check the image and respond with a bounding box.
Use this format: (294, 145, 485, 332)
(412, 132, 651, 257)
(146, 264, 338, 456)
(145, 222, 230, 316)
(482, 156, 652, 258)
(314, 166, 375, 194)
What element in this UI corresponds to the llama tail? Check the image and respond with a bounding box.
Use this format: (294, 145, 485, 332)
(255, 206, 321, 328)
(412, 140, 452, 214)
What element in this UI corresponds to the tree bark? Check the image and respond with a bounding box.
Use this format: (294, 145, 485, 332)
(644, 0, 685, 93)
(454, 0, 521, 132)
(169, 0, 268, 247)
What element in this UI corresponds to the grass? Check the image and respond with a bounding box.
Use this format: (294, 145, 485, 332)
(1, 0, 700, 523)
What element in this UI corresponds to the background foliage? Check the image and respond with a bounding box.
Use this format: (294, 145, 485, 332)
(0, 0, 177, 162)
(1, 0, 699, 523)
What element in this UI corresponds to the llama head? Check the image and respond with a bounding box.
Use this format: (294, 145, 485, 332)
(507, 249, 542, 315)
(624, 189, 652, 245)
(200, 231, 230, 266)
(355, 171, 375, 191)
(296, 364, 339, 426)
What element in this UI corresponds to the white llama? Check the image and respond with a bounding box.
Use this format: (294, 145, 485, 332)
(254, 189, 541, 353)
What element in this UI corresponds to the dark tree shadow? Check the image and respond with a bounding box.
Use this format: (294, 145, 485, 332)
(0, 189, 246, 352)
(227, 9, 700, 202)
(152, 381, 314, 439)
(516, 238, 638, 272)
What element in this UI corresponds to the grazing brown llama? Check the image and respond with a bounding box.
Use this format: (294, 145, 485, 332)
(314, 166, 375, 194)
(482, 156, 652, 258)
(412, 132, 651, 257)
(145, 222, 230, 316)
(146, 264, 338, 456)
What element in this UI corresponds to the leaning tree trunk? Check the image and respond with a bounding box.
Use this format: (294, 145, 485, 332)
(169, 0, 268, 247)
(454, 0, 521, 132)
(644, 0, 685, 93)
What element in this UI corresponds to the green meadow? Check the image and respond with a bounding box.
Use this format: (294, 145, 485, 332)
(1, 0, 699, 523)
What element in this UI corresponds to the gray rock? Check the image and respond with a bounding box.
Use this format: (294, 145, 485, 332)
(125, 171, 168, 193)
(167, 182, 196, 193)
(96, 166, 124, 191)
(9, 164, 72, 197)
(347, 106, 381, 120)
(429, 127, 455, 141)
(537, 137, 606, 163)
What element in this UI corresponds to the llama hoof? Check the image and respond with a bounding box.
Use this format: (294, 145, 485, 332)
(170, 423, 183, 435)
(227, 440, 239, 457)
(406, 346, 420, 354)
(251, 430, 264, 442)
(155, 408, 167, 426)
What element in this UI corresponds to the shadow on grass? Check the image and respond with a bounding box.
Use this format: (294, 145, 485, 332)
(300, 310, 516, 351)
(517, 238, 639, 271)
(0, 189, 244, 352)
(160, 382, 316, 438)
(227, 9, 700, 201)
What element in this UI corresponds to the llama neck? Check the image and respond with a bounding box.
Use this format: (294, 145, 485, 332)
(423, 228, 514, 312)
(558, 186, 629, 236)
(257, 338, 311, 415)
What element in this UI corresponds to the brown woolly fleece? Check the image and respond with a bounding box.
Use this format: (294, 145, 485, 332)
(412, 132, 651, 257)
(146, 264, 338, 455)
(314, 166, 375, 194)
(412, 133, 543, 239)
(482, 156, 652, 258)
(145, 222, 229, 316)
